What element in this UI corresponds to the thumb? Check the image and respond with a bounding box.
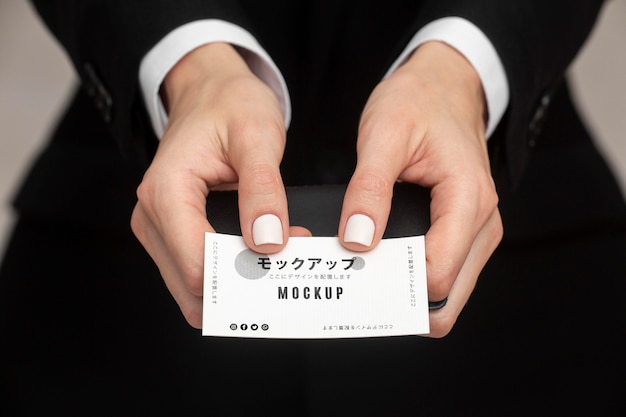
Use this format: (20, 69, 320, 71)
(228, 124, 290, 254)
(339, 131, 408, 251)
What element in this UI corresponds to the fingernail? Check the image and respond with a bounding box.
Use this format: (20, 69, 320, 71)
(344, 214, 375, 246)
(252, 214, 283, 245)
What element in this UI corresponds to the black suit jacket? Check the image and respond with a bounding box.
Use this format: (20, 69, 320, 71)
(27, 0, 603, 170)
(20, 0, 623, 240)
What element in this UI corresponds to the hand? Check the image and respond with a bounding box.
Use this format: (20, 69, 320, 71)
(131, 43, 308, 328)
(339, 41, 503, 337)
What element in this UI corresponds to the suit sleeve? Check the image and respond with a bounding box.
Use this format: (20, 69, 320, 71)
(29, 0, 254, 165)
(412, 0, 605, 183)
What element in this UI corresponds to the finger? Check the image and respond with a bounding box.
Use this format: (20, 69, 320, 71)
(427, 207, 503, 338)
(339, 129, 410, 251)
(228, 124, 289, 254)
(130, 203, 207, 328)
(290, 225, 313, 237)
(423, 174, 499, 302)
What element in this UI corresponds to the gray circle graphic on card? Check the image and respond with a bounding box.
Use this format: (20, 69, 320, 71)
(235, 249, 269, 280)
(351, 256, 366, 270)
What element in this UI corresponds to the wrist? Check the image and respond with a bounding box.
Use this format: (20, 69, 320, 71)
(161, 42, 249, 112)
(404, 41, 487, 131)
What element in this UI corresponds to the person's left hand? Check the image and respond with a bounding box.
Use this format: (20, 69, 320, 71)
(338, 41, 503, 337)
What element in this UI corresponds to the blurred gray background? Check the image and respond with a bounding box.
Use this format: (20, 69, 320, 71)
(1, 0, 625, 255)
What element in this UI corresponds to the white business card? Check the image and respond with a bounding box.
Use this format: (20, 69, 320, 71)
(202, 233, 429, 338)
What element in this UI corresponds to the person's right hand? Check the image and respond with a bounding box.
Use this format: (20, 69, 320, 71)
(131, 42, 302, 329)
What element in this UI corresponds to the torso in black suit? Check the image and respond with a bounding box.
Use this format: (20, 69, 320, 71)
(1, 1, 624, 415)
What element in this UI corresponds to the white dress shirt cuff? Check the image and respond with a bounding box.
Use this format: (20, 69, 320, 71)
(385, 17, 509, 138)
(139, 19, 291, 139)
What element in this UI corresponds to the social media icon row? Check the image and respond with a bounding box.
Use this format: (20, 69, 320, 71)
(230, 323, 269, 331)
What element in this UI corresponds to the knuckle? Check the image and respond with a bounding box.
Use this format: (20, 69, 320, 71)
(428, 314, 456, 338)
(429, 279, 453, 305)
(179, 263, 205, 296)
(187, 278, 204, 298)
(351, 171, 392, 205)
(230, 107, 286, 146)
(129, 207, 144, 240)
(493, 218, 504, 243)
(135, 174, 162, 214)
(484, 187, 499, 212)
(135, 180, 151, 204)
(427, 263, 455, 302)
(179, 301, 203, 329)
(484, 187, 500, 214)
(246, 165, 282, 196)
(474, 171, 499, 206)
